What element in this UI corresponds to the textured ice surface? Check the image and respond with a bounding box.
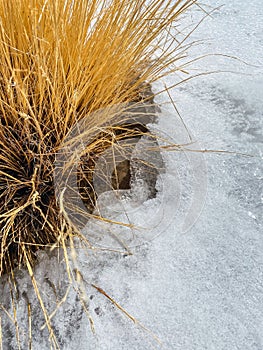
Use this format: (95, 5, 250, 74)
(1, 1, 263, 349)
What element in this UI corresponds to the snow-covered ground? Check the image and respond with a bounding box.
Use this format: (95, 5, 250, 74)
(74, 2, 262, 349)
(1, 1, 262, 349)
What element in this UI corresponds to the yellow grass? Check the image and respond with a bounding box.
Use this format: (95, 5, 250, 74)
(0, 0, 197, 348)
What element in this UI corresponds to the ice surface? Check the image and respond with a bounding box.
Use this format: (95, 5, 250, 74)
(1, 1, 263, 349)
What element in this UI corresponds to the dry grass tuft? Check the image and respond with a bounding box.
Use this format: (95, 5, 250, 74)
(0, 0, 197, 347)
(0, 0, 195, 275)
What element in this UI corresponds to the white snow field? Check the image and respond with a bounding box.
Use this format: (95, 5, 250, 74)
(1, 1, 262, 349)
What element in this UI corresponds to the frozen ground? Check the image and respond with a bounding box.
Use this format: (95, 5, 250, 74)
(1, 1, 263, 349)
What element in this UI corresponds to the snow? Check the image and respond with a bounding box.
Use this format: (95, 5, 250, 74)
(1, 1, 263, 349)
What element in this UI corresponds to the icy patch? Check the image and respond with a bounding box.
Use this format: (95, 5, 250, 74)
(82, 106, 207, 250)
